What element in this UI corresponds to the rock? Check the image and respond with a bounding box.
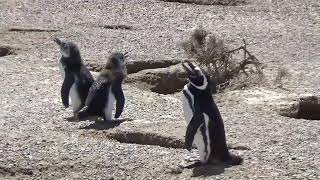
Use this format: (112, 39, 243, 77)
(126, 63, 187, 94)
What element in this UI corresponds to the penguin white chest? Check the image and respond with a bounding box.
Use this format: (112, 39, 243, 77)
(69, 83, 82, 113)
(104, 86, 115, 121)
(182, 85, 211, 163)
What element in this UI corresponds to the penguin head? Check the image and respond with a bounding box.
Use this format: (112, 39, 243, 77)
(54, 38, 80, 59)
(105, 52, 128, 77)
(182, 61, 208, 90)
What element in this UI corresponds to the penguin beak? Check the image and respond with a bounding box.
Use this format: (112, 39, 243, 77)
(186, 61, 196, 70)
(182, 61, 196, 75)
(53, 38, 62, 46)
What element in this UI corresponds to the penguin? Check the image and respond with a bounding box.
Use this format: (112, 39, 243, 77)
(78, 52, 127, 121)
(181, 61, 243, 166)
(54, 38, 94, 116)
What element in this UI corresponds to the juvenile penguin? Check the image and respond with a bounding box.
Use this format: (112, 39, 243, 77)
(181, 61, 242, 165)
(54, 38, 94, 115)
(78, 52, 127, 121)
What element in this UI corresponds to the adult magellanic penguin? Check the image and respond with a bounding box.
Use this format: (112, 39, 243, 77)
(54, 38, 94, 116)
(78, 52, 127, 121)
(181, 61, 243, 166)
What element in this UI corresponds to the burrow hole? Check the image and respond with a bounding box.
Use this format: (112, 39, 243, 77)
(83, 130, 250, 150)
(0, 46, 15, 57)
(279, 96, 320, 120)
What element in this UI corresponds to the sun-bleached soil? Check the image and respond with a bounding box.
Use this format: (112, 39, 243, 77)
(0, 0, 319, 179)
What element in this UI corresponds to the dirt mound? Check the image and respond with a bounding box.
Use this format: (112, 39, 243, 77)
(126, 64, 187, 94)
(279, 96, 320, 120)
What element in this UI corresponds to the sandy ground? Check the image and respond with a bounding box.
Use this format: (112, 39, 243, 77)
(0, 0, 320, 179)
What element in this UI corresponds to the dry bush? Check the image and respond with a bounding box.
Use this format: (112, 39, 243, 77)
(181, 26, 264, 92)
(159, 0, 247, 6)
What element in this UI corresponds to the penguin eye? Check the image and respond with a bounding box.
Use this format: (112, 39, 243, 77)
(111, 58, 118, 65)
(62, 44, 68, 49)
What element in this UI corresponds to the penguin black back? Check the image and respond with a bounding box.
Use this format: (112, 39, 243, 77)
(54, 38, 94, 114)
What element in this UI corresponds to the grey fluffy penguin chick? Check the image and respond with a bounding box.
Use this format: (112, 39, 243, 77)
(54, 38, 94, 116)
(78, 52, 127, 121)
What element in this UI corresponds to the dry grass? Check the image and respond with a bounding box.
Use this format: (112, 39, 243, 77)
(159, 0, 247, 6)
(181, 26, 264, 91)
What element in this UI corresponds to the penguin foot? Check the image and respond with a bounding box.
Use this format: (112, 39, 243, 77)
(226, 153, 243, 166)
(66, 116, 79, 122)
(181, 161, 203, 169)
(77, 108, 89, 120)
(208, 153, 243, 166)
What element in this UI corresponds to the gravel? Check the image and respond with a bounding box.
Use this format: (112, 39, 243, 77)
(0, 0, 319, 179)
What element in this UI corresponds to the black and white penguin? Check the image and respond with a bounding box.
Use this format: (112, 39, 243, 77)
(54, 38, 94, 115)
(78, 52, 127, 121)
(181, 61, 242, 165)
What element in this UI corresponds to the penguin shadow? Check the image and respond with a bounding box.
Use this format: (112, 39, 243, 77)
(192, 164, 225, 177)
(182, 161, 226, 177)
(65, 116, 81, 122)
(79, 118, 134, 130)
(65, 115, 99, 122)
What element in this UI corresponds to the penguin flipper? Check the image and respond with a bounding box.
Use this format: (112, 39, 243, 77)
(84, 78, 107, 106)
(61, 70, 75, 108)
(185, 113, 205, 151)
(80, 65, 94, 85)
(81, 78, 110, 119)
(112, 81, 125, 119)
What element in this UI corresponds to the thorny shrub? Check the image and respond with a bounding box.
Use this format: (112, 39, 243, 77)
(181, 26, 264, 92)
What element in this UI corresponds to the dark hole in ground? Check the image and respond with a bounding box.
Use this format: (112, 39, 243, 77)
(159, 0, 247, 6)
(95, 130, 250, 150)
(279, 96, 320, 120)
(8, 28, 60, 32)
(100, 25, 133, 30)
(106, 131, 186, 149)
(0, 46, 15, 57)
